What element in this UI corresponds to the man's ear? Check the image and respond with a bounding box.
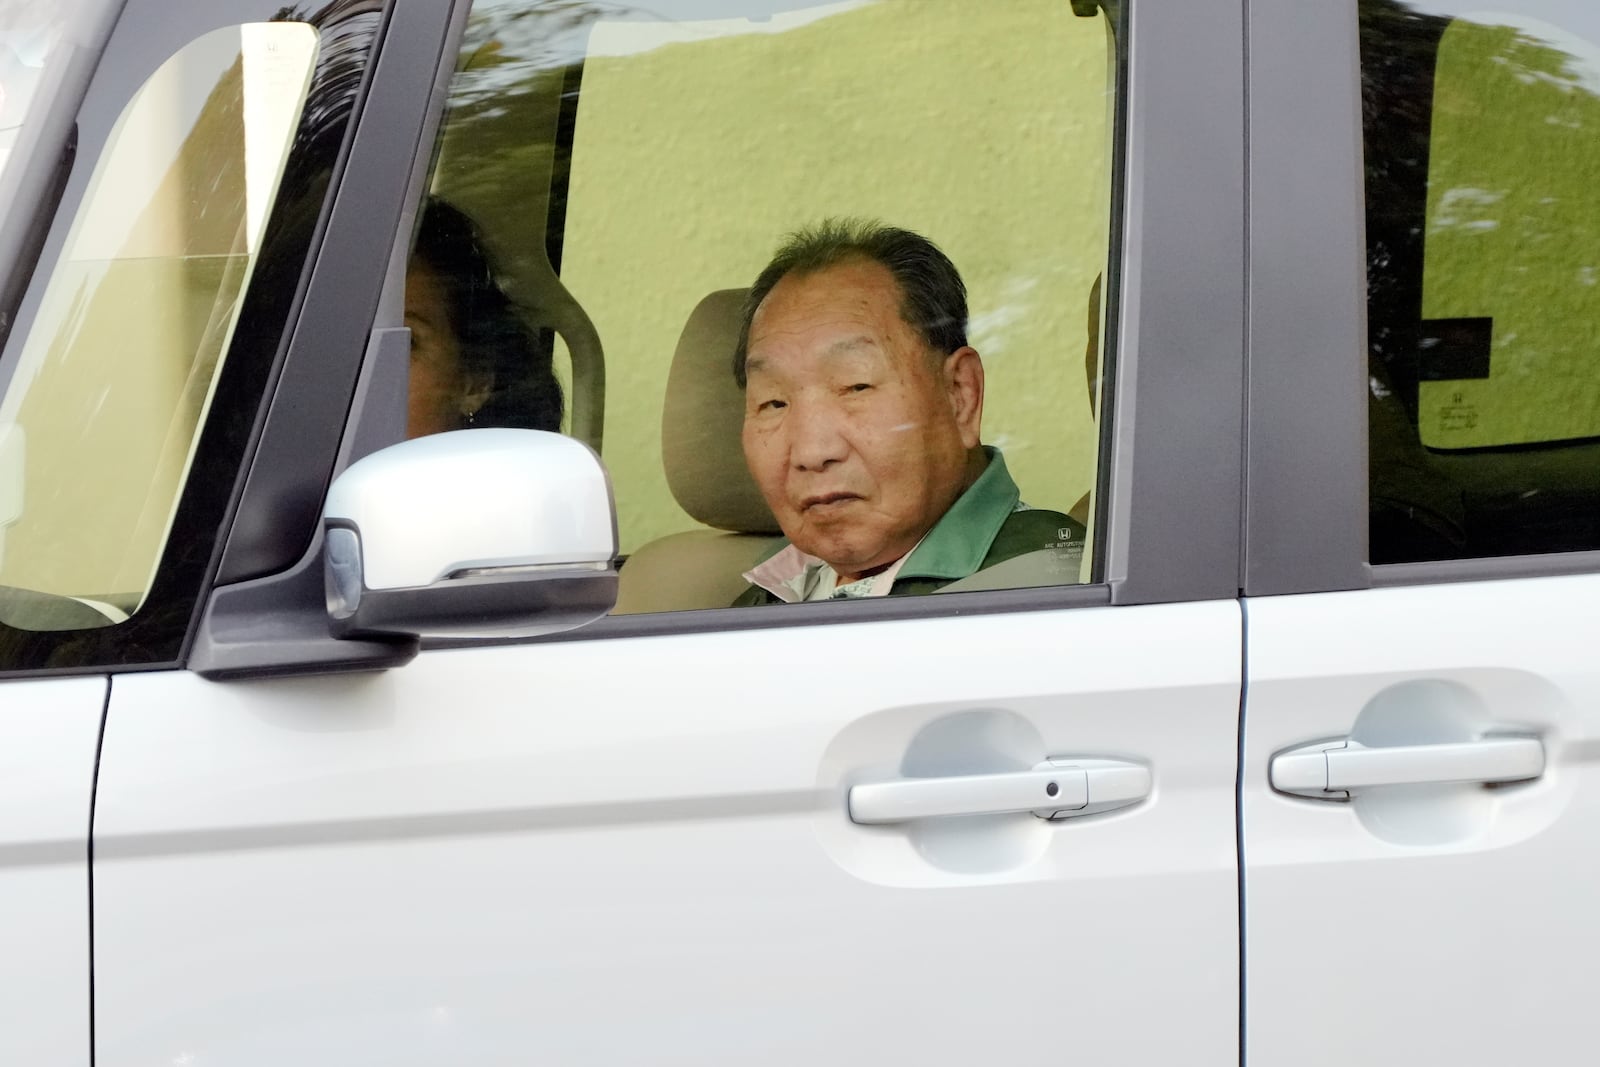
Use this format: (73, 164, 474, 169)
(943, 346, 985, 449)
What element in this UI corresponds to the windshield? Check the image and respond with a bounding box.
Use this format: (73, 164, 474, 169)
(0, 20, 319, 630)
(3, 2, 95, 169)
(0, 3, 54, 174)
(0, 0, 119, 345)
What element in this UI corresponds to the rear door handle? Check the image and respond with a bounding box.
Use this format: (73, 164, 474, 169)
(848, 758, 1150, 825)
(1271, 736, 1544, 799)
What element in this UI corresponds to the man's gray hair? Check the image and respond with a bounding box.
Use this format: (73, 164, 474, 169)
(733, 218, 969, 387)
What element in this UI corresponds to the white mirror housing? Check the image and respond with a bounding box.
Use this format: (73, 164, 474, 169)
(322, 429, 618, 639)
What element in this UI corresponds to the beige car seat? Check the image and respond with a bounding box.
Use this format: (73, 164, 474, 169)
(614, 289, 1090, 612)
(612, 290, 784, 613)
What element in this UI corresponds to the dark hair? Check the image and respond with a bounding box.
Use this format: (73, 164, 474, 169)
(411, 198, 563, 432)
(733, 218, 968, 387)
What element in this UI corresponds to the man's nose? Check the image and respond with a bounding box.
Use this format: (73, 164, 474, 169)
(788, 400, 848, 471)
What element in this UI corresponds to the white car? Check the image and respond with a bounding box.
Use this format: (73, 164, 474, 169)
(2, 0, 1596, 1064)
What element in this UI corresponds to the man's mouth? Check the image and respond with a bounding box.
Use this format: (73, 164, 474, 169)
(800, 492, 862, 512)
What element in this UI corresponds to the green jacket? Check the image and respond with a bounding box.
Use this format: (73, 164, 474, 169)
(733, 448, 1085, 606)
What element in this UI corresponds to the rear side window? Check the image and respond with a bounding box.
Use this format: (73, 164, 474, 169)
(1362, 0, 1600, 563)
(401, 0, 1122, 614)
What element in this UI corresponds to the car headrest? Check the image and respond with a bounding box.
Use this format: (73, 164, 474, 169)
(662, 289, 781, 534)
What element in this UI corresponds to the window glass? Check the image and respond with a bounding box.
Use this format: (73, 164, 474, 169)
(0, 0, 79, 176)
(409, 0, 1119, 612)
(0, 23, 318, 630)
(1363, 0, 1600, 562)
(0, 0, 118, 174)
(0, 0, 120, 343)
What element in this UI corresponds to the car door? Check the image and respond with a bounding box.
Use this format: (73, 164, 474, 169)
(41, 0, 1247, 1063)
(99, 605, 1246, 1064)
(1243, 0, 1600, 1062)
(0, 677, 104, 1067)
(0, 0, 382, 1059)
(0, 5, 122, 1063)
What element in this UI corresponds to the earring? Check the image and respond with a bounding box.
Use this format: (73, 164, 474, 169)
(463, 408, 479, 428)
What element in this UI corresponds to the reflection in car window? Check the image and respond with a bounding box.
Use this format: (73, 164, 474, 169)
(408, 0, 1121, 612)
(0, 23, 318, 630)
(0, 0, 120, 347)
(1363, 0, 1600, 562)
(0, 0, 92, 178)
(405, 197, 564, 438)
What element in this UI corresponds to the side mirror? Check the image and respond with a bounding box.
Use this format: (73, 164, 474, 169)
(322, 429, 617, 640)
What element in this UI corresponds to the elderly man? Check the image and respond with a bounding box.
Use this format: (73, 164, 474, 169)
(732, 219, 1086, 605)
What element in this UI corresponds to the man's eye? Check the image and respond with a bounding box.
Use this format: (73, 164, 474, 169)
(848, 383, 872, 393)
(757, 398, 787, 412)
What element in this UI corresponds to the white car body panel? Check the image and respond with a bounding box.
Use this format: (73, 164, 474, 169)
(1243, 574, 1600, 1065)
(94, 602, 1241, 1065)
(0, 675, 103, 1067)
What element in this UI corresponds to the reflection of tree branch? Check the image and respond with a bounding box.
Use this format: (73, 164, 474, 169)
(1360, 0, 1600, 409)
(276, 1, 384, 177)
(251, 0, 382, 265)
(1361, 0, 1450, 412)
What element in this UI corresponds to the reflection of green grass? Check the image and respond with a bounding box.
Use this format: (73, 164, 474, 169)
(1422, 18, 1600, 448)
(556, 1, 1111, 551)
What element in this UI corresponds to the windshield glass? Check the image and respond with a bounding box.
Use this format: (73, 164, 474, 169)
(0, 0, 119, 350)
(0, 2, 58, 175)
(0, 1, 110, 179)
(0, 20, 319, 630)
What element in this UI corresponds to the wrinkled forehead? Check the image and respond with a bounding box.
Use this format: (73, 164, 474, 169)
(746, 261, 927, 375)
(744, 333, 886, 382)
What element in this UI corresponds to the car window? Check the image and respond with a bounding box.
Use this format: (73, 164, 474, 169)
(0, 0, 102, 177)
(0, 0, 120, 347)
(402, 0, 1121, 614)
(1362, 0, 1600, 562)
(0, 23, 318, 631)
(0, 0, 382, 673)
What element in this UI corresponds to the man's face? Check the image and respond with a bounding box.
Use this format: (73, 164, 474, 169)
(741, 258, 983, 581)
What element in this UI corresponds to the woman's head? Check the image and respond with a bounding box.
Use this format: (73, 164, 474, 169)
(405, 198, 563, 436)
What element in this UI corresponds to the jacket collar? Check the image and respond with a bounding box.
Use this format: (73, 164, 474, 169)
(897, 446, 1019, 580)
(742, 447, 1019, 599)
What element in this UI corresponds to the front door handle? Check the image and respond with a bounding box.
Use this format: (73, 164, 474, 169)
(1271, 736, 1544, 799)
(848, 758, 1150, 825)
